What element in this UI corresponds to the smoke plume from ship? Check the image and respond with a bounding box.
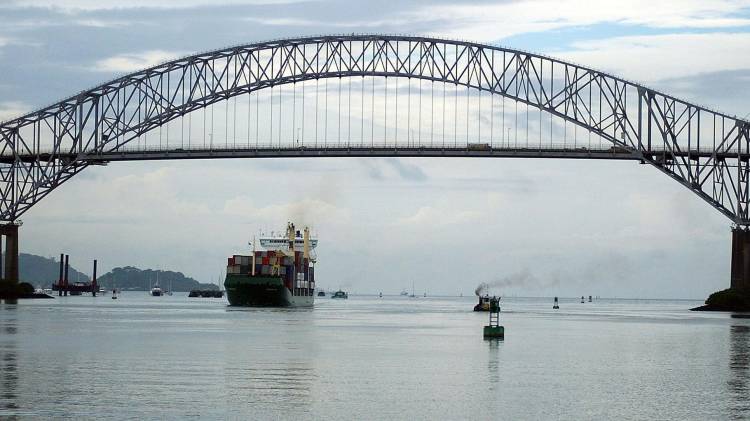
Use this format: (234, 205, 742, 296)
(475, 269, 560, 295)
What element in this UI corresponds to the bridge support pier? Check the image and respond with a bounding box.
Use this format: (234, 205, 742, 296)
(731, 227, 750, 291)
(0, 223, 19, 303)
(0, 223, 19, 282)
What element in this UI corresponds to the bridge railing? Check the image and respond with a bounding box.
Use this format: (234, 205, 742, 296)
(2, 141, 727, 158)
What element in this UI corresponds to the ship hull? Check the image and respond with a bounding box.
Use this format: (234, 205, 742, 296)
(224, 274, 314, 307)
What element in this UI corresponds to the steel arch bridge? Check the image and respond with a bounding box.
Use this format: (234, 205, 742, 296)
(1, 34, 749, 227)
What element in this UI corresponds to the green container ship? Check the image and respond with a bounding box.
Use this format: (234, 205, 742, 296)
(224, 223, 316, 307)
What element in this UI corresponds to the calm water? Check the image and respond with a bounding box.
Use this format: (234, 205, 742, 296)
(0, 293, 748, 420)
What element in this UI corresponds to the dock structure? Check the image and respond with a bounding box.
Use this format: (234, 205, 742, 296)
(52, 255, 98, 296)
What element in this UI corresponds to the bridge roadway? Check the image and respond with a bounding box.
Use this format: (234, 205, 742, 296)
(5, 143, 745, 164)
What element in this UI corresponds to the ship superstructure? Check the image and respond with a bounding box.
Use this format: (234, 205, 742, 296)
(224, 222, 316, 307)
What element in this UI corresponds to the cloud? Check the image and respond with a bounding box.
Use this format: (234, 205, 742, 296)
(361, 158, 427, 181)
(222, 196, 351, 227)
(73, 19, 139, 28)
(418, 0, 750, 41)
(242, 16, 409, 29)
(0, 101, 29, 122)
(559, 32, 750, 82)
(1, 0, 303, 11)
(657, 69, 750, 117)
(398, 205, 483, 226)
(384, 158, 427, 181)
(93, 50, 185, 73)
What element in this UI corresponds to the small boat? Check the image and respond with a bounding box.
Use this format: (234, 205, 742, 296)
(317, 290, 326, 297)
(400, 290, 408, 296)
(474, 295, 493, 311)
(331, 290, 348, 299)
(151, 273, 163, 296)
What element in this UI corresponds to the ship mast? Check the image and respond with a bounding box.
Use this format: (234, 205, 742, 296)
(251, 235, 256, 276)
(303, 227, 311, 262)
(287, 221, 296, 252)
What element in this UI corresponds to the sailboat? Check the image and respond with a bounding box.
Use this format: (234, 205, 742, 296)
(150, 272, 163, 296)
(409, 281, 416, 298)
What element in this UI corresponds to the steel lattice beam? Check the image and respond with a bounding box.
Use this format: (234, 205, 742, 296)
(0, 34, 749, 223)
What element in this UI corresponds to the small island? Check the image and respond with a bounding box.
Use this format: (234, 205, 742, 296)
(691, 288, 750, 312)
(97, 266, 219, 292)
(1, 254, 219, 300)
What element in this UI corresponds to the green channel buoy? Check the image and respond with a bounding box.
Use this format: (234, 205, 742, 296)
(483, 296, 504, 339)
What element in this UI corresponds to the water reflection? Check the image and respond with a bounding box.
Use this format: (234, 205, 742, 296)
(487, 339, 502, 390)
(728, 324, 750, 418)
(0, 305, 19, 416)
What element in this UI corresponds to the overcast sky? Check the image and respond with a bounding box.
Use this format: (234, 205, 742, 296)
(2, 0, 750, 298)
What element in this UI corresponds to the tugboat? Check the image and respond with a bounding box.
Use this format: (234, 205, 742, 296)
(331, 290, 348, 299)
(474, 294, 493, 311)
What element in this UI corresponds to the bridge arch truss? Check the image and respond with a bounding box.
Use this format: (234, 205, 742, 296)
(1, 34, 749, 223)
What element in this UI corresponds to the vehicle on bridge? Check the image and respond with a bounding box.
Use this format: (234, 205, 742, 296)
(468, 143, 491, 151)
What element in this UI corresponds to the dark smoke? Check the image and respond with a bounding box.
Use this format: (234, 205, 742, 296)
(475, 282, 490, 296)
(474, 269, 560, 296)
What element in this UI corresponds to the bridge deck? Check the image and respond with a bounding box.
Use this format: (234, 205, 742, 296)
(4, 144, 744, 164)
